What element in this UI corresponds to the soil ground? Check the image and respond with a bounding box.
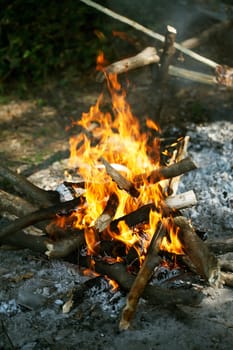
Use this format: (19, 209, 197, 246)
(0, 1, 233, 349)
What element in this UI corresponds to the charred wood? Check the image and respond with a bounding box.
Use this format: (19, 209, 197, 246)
(100, 157, 139, 197)
(94, 192, 119, 232)
(91, 260, 203, 307)
(0, 197, 82, 239)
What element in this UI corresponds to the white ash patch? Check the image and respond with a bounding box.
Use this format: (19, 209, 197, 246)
(178, 121, 233, 237)
(86, 278, 125, 318)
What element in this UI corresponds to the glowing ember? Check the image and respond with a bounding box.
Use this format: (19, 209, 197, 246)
(52, 52, 184, 266)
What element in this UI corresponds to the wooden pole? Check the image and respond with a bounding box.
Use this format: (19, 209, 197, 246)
(80, 0, 219, 68)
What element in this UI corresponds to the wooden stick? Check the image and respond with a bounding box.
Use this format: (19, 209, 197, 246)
(0, 165, 60, 207)
(119, 221, 166, 330)
(157, 25, 177, 87)
(0, 189, 38, 217)
(174, 216, 220, 286)
(165, 136, 189, 196)
(181, 17, 233, 49)
(100, 156, 140, 197)
(207, 237, 233, 254)
(134, 157, 197, 185)
(0, 225, 84, 258)
(86, 259, 204, 306)
(169, 65, 215, 85)
(110, 190, 196, 232)
(96, 47, 160, 82)
(154, 25, 177, 120)
(0, 197, 82, 239)
(80, 0, 219, 68)
(94, 192, 119, 232)
(97, 48, 217, 86)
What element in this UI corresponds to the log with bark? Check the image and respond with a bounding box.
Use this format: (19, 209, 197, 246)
(96, 47, 160, 82)
(174, 216, 221, 287)
(119, 220, 166, 330)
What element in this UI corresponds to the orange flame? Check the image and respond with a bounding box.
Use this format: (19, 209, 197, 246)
(52, 55, 184, 264)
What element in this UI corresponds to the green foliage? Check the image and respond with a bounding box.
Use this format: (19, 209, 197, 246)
(0, 0, 111, 86)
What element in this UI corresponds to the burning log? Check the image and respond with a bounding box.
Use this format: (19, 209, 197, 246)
(174, 216, 221, 287)
(119, 221, 166, 331)
(100, 157, 140, 197)
(134, 157, 197, 185)
(94, 192, 119, 232)
(0, 165, 60, 207)
(96, 47, 160, 82)
(110, 190, 196, 232)
(0, 197, 82, 239)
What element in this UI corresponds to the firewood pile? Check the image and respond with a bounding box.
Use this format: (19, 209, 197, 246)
(1, 68, 233, 330)
(1, 2, 233, 330)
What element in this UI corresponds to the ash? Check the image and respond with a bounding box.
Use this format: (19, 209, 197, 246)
(178, 121, 233, 238)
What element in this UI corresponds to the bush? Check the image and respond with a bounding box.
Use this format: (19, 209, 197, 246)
(0, 0, 110, 85)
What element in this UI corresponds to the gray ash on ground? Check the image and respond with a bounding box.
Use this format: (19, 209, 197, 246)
(178, 120, 233, 238)
(1, 121, 233, 350)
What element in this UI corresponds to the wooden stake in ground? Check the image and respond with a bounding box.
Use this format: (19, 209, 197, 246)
(119, 220, 166, 331)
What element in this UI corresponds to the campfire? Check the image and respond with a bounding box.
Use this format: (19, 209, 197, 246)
(1, 7, 233, 330)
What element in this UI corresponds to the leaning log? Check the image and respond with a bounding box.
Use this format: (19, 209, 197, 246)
(100, 157, 139, 197)
(174, 216, 220, 286)
(119, 221, 166, 330)
(134, 157, 197, 185)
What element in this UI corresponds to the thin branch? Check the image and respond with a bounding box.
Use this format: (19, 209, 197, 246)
(80, 0, 219, 68)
